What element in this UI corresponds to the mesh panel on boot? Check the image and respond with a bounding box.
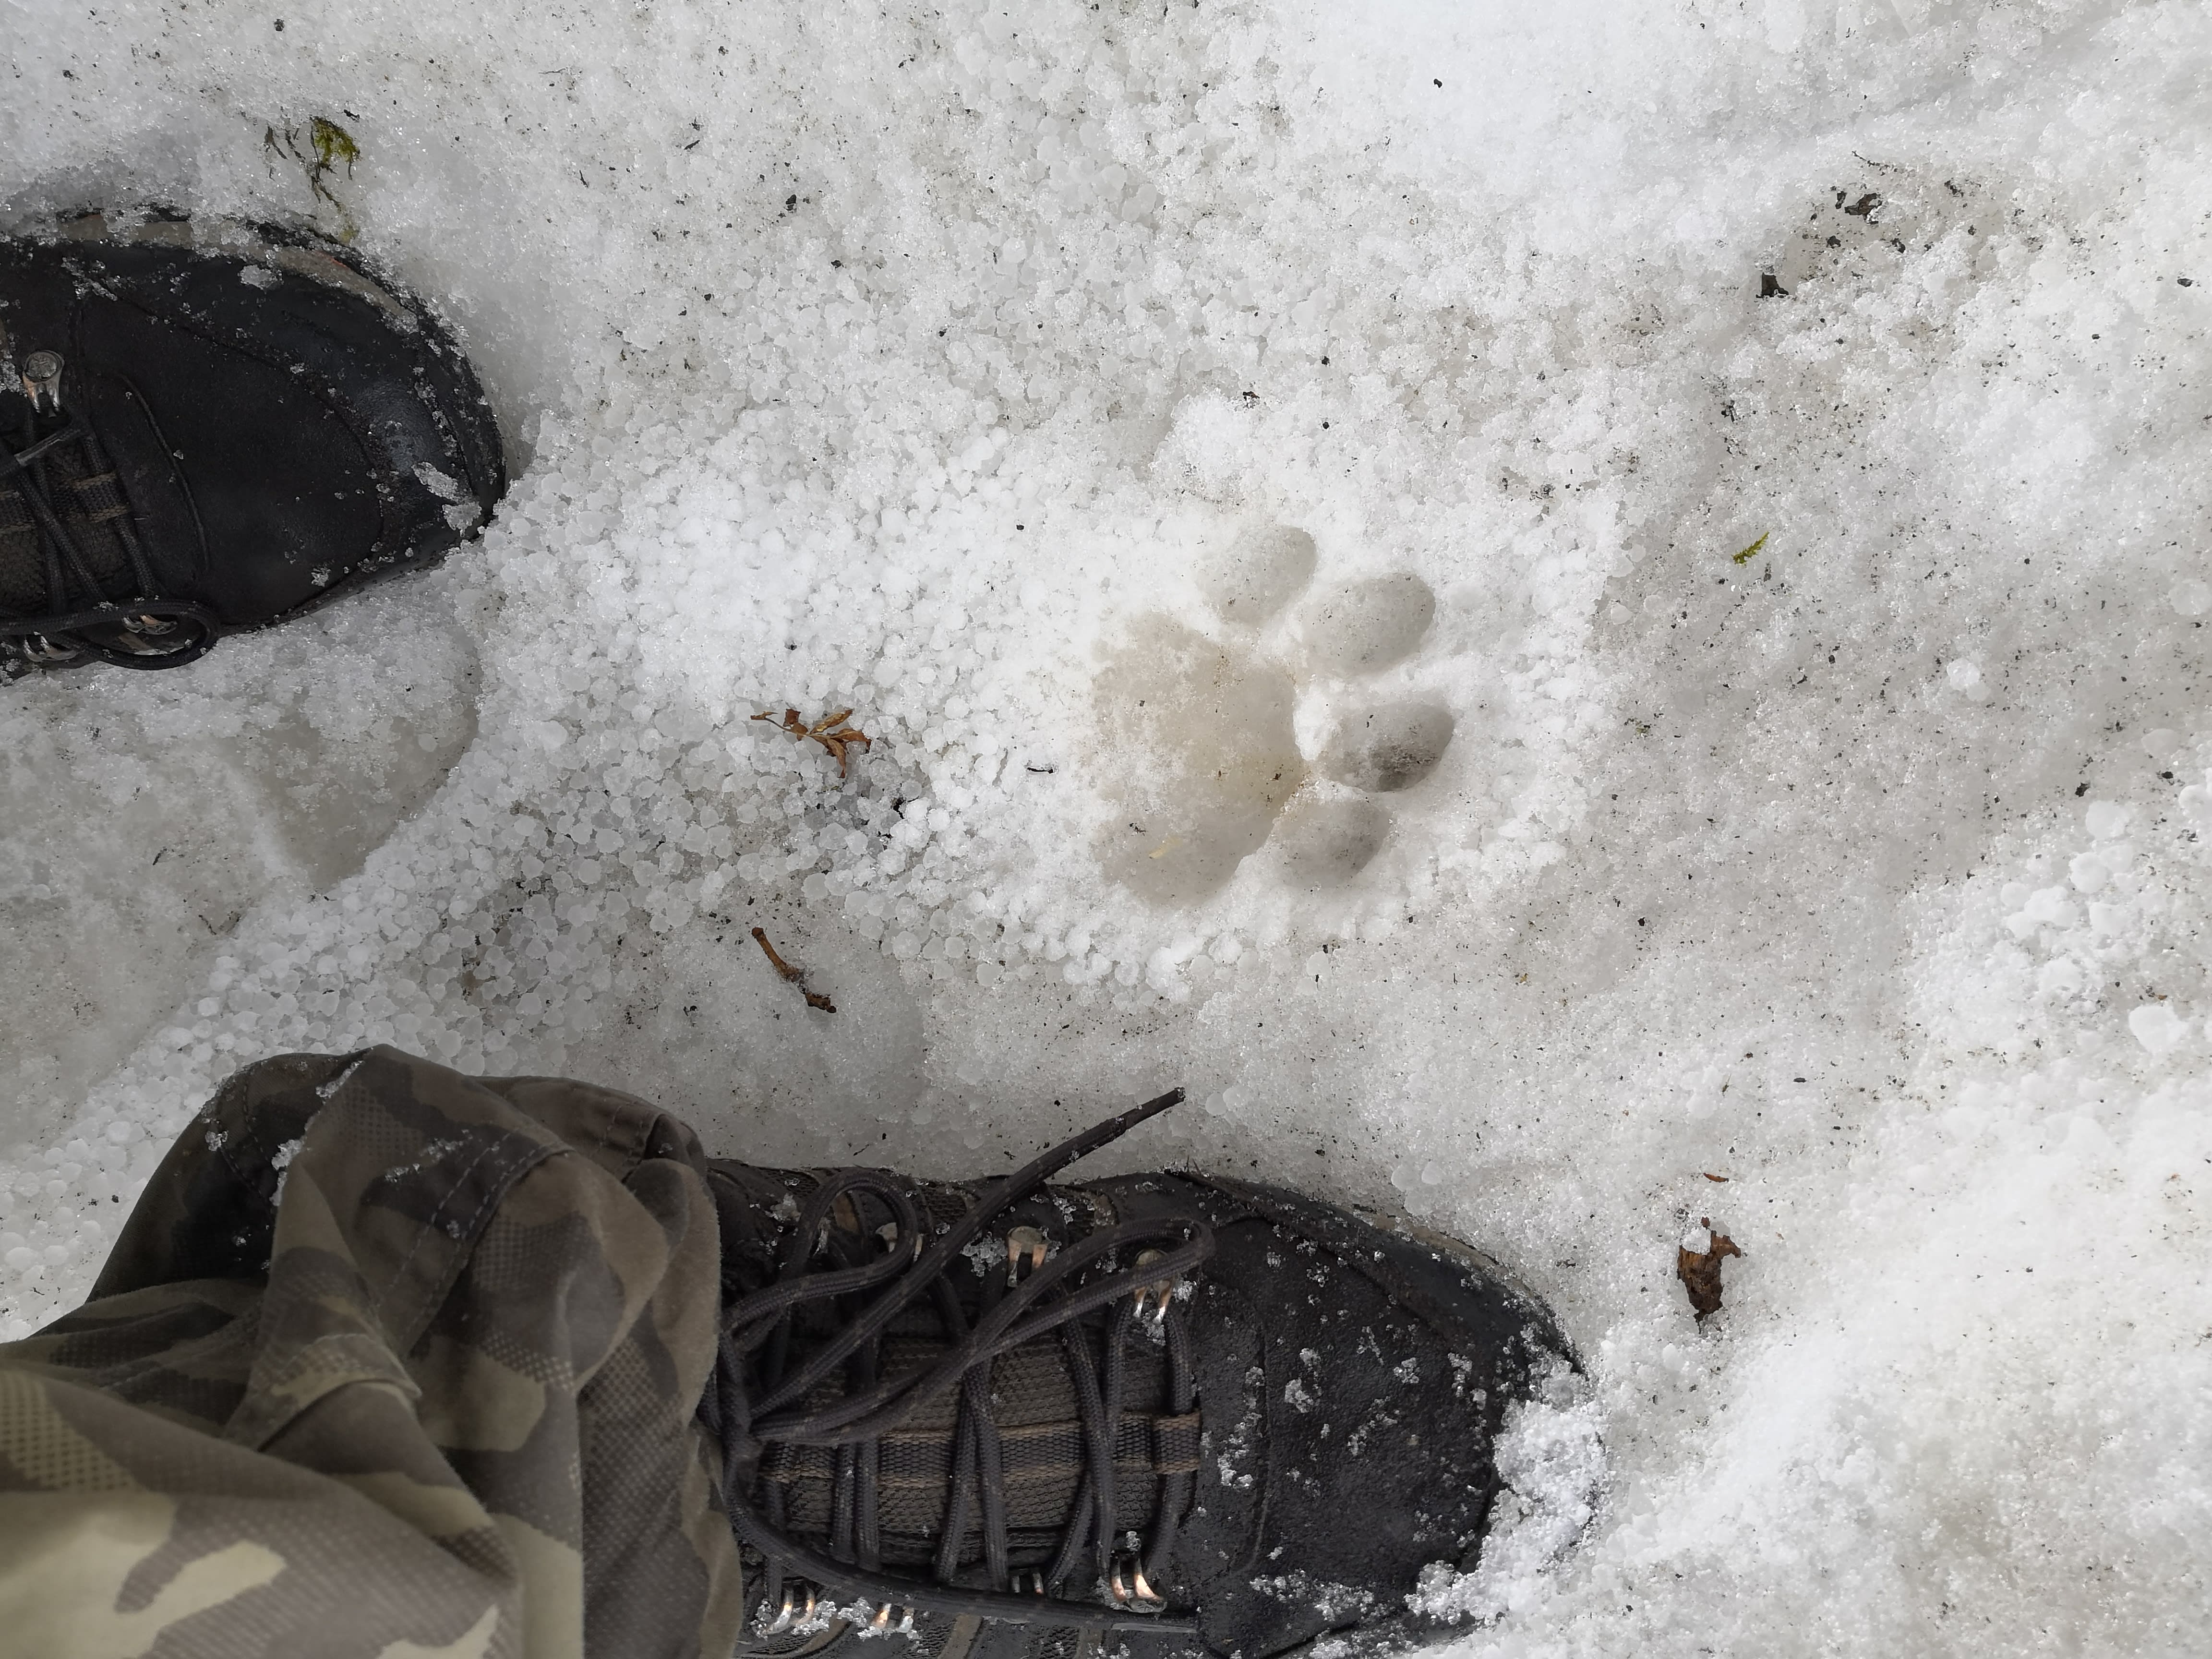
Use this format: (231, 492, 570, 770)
(759, 1304, 1181, 1573)
(0, 428, 147, 614)
(715, 1160, 1198, 1585)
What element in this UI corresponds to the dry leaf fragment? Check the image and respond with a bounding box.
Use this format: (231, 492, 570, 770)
(752, 706, 872, 779)
(1676, 1217, 1742, 1323)
(751, 927, 837, 1014)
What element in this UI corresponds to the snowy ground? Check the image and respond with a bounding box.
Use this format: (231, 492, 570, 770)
(5, 0, 2209, 1652)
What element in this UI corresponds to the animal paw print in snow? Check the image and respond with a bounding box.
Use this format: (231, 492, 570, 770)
(1092, 522, 1454, 905)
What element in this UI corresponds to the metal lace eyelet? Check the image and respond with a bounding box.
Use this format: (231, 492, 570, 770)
(1006, 1224, 1048, 1286)
(757, 1581, 818, 1635)
(1130, 1248, 1178, 1328)
(23, 635, 79, 663)
(1107, 1553, 1165, 1613)
(22, 350, 63, 412)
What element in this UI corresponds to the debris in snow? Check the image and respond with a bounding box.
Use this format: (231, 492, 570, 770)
(263, 116, 361, 240)
(752, 706, 873, 780)
(751, 928, 836, 1013)
(1676, 1218, 1742, 1323)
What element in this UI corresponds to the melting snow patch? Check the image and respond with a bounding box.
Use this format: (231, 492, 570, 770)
(1412, 1365, 1604, 1625)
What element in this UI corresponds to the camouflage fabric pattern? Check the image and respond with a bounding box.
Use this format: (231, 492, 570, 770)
(0, 1046, 745, 1657)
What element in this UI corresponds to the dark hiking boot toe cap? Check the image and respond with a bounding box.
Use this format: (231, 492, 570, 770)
(0, 209, 504, 672)
(1096, 1173, 1575, 1659)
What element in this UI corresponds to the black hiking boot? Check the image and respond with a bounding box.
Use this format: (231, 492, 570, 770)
(0, 209, 503, 676)
(700, 1091, 1579, 1659)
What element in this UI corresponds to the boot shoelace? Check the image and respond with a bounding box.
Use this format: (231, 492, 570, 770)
(699, 1090, 1214, 1639)
(2, 351, 215, 671)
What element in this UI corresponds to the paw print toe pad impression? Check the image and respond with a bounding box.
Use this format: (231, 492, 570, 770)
(1303, 573, 1436, 673)
(1275, 796, 1392, 886)
(1320, 701, 1455, 793)
(1196, 524, 1318, 624)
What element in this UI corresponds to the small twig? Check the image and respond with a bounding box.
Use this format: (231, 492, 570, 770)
(752, 927, 836, 1013)
(752, 926, 803, 982)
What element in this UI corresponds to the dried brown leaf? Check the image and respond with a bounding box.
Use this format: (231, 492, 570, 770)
(1676, 1217, 1742, 1323)
(755, 706, 872, 779)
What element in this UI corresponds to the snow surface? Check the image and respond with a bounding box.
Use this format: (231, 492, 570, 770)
(5, 0, 2210, 1652)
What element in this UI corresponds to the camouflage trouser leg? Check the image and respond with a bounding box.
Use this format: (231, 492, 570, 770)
(0, 1046, 746, 1658)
